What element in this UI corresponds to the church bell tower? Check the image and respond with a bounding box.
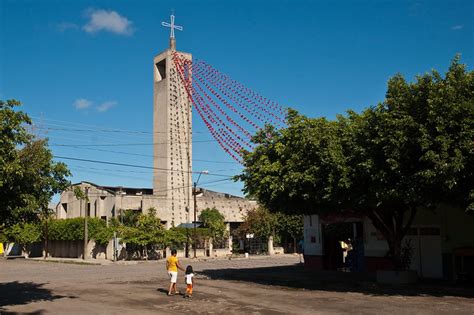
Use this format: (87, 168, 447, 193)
(153, 14, 192, 226)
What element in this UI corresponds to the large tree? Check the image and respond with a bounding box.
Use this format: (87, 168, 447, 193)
(0, 100, 71, 228)
(239, 57, 473, 268)
(199, 207, 227, 250)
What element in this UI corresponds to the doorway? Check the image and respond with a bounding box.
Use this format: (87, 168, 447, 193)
(322, 221, 364, 271)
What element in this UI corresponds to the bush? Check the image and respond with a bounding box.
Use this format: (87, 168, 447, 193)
(88, 218, 114, 246)
(47, 218, 114, 245)
(48, 218, 84, 241)
(6, 222, 42, 247)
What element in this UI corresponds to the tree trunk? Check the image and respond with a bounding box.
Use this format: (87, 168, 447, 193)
(293, 237, 297, 254)
(367, 206, 417, 270)
(387, 236, 403, 269)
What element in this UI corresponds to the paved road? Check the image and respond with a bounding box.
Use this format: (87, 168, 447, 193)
(1, 255, 473, 314)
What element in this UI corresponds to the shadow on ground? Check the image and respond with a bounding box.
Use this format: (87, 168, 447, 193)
(199, 264, 474, 298)
(0, 281, 72, 312)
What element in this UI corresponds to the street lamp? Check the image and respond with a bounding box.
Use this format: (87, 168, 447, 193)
(193, 170, 208, 258)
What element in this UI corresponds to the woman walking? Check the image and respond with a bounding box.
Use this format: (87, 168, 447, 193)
(166, 249, 184, 296)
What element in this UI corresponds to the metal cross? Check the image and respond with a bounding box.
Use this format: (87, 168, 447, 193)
(161, 14, 183, 39)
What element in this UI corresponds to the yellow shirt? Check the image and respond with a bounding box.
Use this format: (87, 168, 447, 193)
(167, 255, 178, 272)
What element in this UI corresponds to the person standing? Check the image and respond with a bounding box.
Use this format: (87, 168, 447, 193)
(184, 265, 195, 298)
(166, 249, 184, 296)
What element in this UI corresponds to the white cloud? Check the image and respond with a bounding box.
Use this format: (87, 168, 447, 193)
(451, 25, 463, 30)
(73, 98, 92, 110)
(96, 101, 117, 112)
(83, 9, 134, 35)
(58, 22, 79, 32)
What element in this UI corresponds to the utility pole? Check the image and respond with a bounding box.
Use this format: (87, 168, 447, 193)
(83, 186, 89, 260)
(192, 170, 208, 259)
(193, 182, 197, 258)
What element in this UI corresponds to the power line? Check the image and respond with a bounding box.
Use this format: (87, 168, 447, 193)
(31, 117, 210, 134)
(63, 178, 235, 198)
(50, 139, 217, 146)
(57, 145, 240, 164)
(32, 125, 212, 135)
(54, 155, 235, 178)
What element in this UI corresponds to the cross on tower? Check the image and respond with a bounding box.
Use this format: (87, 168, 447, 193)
(162, 14, 183, 39)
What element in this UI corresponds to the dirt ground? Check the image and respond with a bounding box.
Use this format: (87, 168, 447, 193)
(1, 255, 473, 314)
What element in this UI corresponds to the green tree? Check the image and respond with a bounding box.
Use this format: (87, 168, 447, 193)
(118, 208, 165, 259)
(6, 222, 42, 256)
(276, 214, 303, 253)
(119, 209, 141, 227)
(235, 207, 277, 240)
(163, 227, 188, 249)
(88, 218, 114, 246)
(239, 57, 473, 268)
(199, 208, 226, 244)
(0, 100, 70, 228)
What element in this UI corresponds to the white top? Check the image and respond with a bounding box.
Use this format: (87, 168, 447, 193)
(185, 273, 194, 284)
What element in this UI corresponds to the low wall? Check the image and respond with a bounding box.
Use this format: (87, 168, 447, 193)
(209, 248, 231, 257)
(8, 239, 232, 261)
(47, 240, 111, 259)
(274, 247, 284, 254)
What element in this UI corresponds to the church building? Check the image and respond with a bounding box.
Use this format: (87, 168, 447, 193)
(56, 16, 257, 251)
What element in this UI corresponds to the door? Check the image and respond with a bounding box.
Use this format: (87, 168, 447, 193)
(407, 226, 443, 279)
(419, 227, 443, 278)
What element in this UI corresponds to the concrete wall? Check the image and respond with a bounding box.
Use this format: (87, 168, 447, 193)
(196, 190, 257, 223)
(153, 49, 193, 227)
(47, 240, 110, 259)
(57, 183, 256, 228)
(303, 215, 322, 256)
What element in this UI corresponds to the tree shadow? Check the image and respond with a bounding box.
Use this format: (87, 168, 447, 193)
(0, 281, 71, 311)
(199, 264, 474, 298)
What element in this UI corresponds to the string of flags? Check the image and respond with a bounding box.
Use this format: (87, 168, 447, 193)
(172, 52, 287, 163)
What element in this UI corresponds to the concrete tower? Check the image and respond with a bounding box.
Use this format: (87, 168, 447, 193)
(153, 24, 192, 226)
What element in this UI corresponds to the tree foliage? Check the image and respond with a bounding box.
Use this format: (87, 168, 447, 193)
(234, 207, 277, 239)
(163, 227, 188, 249)
(0, 100, 70, 228)
(199, 208, 226, 241)
(46, 217, 113, 245)
(118, 208, 165, 249)
(239, 56, 473, 267)
(6, 222, 42, 250)
(48, 217, 85, 241)
(276, 213, 303, 242)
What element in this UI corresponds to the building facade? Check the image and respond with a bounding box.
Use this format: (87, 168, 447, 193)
(303, 205, 474, 280)
(56, 181, 256, 230)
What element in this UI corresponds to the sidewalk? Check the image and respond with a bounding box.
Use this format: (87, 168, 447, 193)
(27, 257, 113, 265)
(24, 253, 298, 266)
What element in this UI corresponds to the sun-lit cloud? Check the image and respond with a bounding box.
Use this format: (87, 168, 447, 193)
(83, 9, 134, 35)
(451, 25, 463, 31)
(96, 101, 117, 112)
(73, 98, 92, 110)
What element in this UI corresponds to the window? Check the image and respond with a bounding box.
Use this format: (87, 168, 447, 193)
(62, 203, 68, 213)
(155, 60, 166, 81)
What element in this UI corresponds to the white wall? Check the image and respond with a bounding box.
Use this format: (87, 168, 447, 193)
(303, 215, 322, 255)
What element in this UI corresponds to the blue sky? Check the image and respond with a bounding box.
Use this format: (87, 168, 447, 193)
(1, 0, 473, 199)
